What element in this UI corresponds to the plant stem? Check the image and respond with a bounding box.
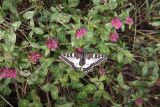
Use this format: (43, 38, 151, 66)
(0, 95, 14, 107)
(46, 92, 51, 107)
(15, 82, 21, 102)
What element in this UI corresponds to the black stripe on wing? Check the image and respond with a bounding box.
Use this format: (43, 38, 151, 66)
(82, 56, 107, 72)
(59, 55, 77, 70)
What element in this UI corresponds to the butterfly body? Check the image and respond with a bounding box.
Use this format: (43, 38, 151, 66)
(59, 52, 107, 73)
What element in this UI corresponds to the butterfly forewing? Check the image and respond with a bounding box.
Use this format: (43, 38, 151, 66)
(82, 54, 107, 72)
(59, 53, 81, 70)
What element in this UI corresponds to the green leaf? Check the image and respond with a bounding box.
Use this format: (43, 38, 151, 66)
(85, 31, 94, 43)
(68, 71, 81, 82)
(99, 42, 108, 54)
(102, 91, 110, 100)
(119, 10, 130, 20)
(105, 23, 113, 31)
(51, 13, 71, 23)
(90, 77, 99, 83)
(0, 57, 5, 62)
(153, 62, 159, 78)
(84, 84, 97, 94)
(51, 65, 64, 82)
(4, 29, 16, 52)
(34, 27, 44, 34)
(23, 11, 35, 19)
(68, 0, 80, 7)
(156, 43, 160, 47)
(142, 64, 148, 76)
(117, 73, 124, 85)
(121, 50, 134, 64)
(55, 102, 74, 107)
(94, 90, 103, 98)
(40, 58, 53, 68)
(121, 24, 125, 32)
(95, 82, 104, 90)
(71, 82, 84, 89)
(3, 79, 11, 86)
(99, 75, 106, 81)
(51, 7, 58, 12)
(117, 52, 123, 63)
(123, 50, 134, 58)
(131, 80, 148, 88)
(0, 30, 5, 40)
(92, 0, 101, 5)
(0, 13, 5, 24)
(117, 72, 130, 90)
(108, 0, 117, 10)
(8, 29, 16, 44)
(11, 21, 21, 31)
(2, 0, 11, 10)
(0, 86, 11, 95)
(2, 0, 18, 17)
(4, 52, 12, 61)
(50, 85, 59, 100)
(30, 42, 40, 48)
(37, 58, 53, 77)
(19, 99, 30, 107)
(29, 102, 43, 107)
(149, 61, 155, 67)
(111, 103, 122, 107)
(77, 91, 87, 99)
(30, 18, 35, 28)
(59, 74, 69, 83)
(41, 83, 51, 92)
(149, 21, 160, 26)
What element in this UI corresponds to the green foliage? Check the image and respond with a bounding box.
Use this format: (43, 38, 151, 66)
(0, 0, 159, 107)
(23, 11, 35, 19)
(68, 0, 80, 7)
(117, 72, 130, 90)
(51, 84, 59, 100)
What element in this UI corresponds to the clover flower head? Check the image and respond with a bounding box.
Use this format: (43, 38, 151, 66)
(45, 38, 59, 50)
(76, 28, 87, 39)
(28, 52, 41, 63)
(75, 48, 84, 54)
(111, 18, 122, 29)
(109, 32, 119, 43)
(135, 98, 143, 106)
(0, 68, 16, 78)
(125, 16, 133, 25)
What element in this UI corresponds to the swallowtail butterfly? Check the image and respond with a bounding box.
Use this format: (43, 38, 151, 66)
(59, 52, 107, 73)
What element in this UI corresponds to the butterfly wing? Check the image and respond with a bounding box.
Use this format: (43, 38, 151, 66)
(82, 54, 107, 72)
(59, 53, 81, 70)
